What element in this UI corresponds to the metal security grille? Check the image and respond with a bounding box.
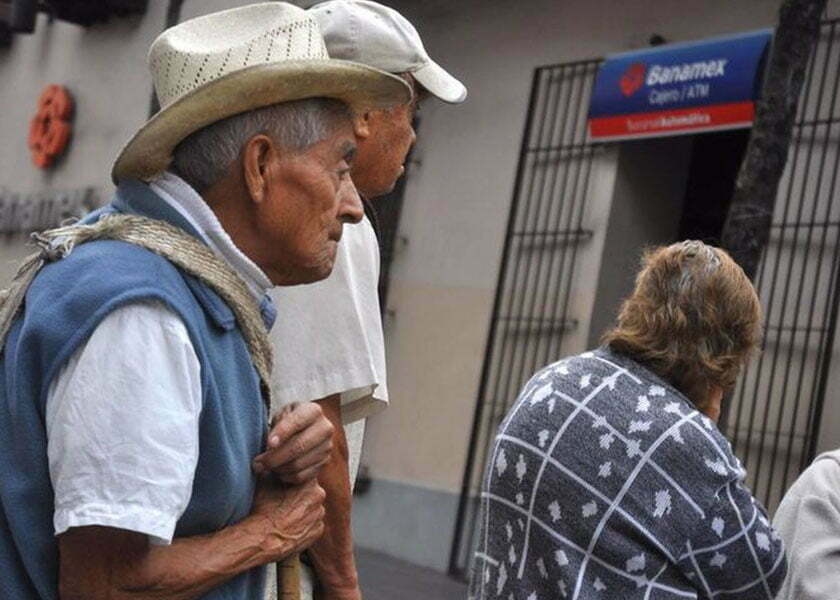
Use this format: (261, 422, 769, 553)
(449, 59, 603, 576)
(724, 18, 840, 513)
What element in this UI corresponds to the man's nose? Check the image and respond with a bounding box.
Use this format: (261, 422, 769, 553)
(338, 177, 363, 225)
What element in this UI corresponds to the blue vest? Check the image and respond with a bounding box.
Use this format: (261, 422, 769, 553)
(0, 180, 270, 599)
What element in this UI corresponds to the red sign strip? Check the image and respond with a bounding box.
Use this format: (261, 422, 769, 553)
(589, 100, 755, 140)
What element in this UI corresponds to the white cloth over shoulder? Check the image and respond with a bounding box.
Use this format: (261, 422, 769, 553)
(268, 215, 388, 423)
(47, 300, 201, 544)
(773, 449, 840, 600)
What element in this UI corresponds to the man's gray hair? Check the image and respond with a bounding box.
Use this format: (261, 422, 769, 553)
(172, 98, 351, 193)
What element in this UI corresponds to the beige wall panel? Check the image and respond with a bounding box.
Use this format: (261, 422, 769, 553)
(363, 282, 493, 491)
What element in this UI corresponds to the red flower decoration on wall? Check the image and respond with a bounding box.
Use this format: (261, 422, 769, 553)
(28, 85, 74, 169)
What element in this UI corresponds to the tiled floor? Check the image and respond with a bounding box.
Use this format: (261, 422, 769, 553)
(356, 547, 468, 600)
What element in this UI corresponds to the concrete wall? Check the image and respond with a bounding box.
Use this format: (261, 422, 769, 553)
(587, 137, 692, 347)
(0, 4, 169, 280)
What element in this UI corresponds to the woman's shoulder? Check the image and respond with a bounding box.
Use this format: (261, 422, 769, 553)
(514, 350, 743, 485)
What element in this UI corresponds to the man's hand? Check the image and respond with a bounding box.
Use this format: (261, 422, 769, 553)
(250, 477, 327, 561)
(252, 402, 334, 484)
(308, 395, 362, 600)
(57, 480, 326, 600)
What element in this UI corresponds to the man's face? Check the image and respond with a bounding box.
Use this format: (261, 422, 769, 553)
(258, 121, 362, 285)
(351, 78, 421, 199)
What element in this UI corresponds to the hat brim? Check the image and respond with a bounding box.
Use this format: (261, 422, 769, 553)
(112, 59, 411, 182)
(413, 59, 467, 104)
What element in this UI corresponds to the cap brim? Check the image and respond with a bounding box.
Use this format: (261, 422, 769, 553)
(112, 59, 411, 183)
(413, 59, 467, 104)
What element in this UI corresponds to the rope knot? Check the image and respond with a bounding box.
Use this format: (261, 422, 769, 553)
(31, 231, 71, 262)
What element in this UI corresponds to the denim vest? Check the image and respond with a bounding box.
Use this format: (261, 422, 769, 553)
(0, 180, 269, 599)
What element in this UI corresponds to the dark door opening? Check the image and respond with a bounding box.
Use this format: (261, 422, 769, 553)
(677, 129, 750, 244)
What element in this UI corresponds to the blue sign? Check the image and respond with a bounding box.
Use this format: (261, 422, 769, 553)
(589, 29, 772, 140)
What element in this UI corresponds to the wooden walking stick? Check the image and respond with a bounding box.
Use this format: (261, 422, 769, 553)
(278, 555, 301, 600)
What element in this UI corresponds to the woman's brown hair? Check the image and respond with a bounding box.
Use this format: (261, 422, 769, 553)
(602, 241, 762, 410)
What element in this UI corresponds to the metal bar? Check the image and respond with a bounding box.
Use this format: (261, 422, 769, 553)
(805, 236, 840, 464)
(734, 55, 816, 453)
(531, 149, 600, 167)
(753, 27, 833, 500)
(447, 67, 544, 577)
(770, 221, 840, 229)
(467, 62, 569, 569)
(800, 144, 840, 473)
(497, 315, 580, 324)
(509, 64, 590, 396)
(493, 64, 577, 431)
(540, 56, 606, 71)
(538, 65, 598, 368)
(799, 28, 840, 471)
(547, 149, 595, 362)
(729, 427, 810, 441)
(732, 33, 821, 466)
(503, 320, 579, 336)
(794, 116, 840, 127)
(525, 142, 600, 154)
(545, 67, 599, 364)
(511, 228, 595, 237)
(774, 21, 840, 500)
(450, 58, 603, 576)
(479, 68, 556, 437)
(513, 234, 595, 251)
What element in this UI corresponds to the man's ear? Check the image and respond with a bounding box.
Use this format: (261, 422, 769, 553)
(241, 134, 276, 204)
(353, 111, 372, 140)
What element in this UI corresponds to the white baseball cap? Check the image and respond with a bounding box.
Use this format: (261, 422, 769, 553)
(310, 0, 467, 104)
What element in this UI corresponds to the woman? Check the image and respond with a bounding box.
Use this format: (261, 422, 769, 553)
(469, 241, 786, 600)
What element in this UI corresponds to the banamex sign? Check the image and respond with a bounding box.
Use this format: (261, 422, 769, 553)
(588, 30, 772, 141)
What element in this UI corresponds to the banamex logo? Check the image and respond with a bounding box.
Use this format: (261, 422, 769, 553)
(620, 62, 647, 97)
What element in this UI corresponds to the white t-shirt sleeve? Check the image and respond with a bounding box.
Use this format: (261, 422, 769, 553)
(773, 453, 840, 600)
(268, 216, 388, 423)
(46, 299, 202, 545)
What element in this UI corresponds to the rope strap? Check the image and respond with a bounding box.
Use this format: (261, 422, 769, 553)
(0, 214, 274, 406)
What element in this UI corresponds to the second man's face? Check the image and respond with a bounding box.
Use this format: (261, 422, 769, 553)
(351, 81, 420, 199)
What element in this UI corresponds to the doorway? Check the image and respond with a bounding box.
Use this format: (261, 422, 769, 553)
(587, 129, 749, 348)
(678, 129, 749, 243)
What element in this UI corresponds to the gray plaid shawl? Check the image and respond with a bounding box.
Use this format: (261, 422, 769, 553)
(468, 347, 786, 600)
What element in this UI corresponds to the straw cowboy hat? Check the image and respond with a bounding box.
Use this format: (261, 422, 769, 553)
(112, 2, 411, 182)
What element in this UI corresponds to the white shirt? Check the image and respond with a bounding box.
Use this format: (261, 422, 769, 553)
(47, 172, 272, 544)
(268, 214, 388, 424)
(265, 213, 388, 600)
(773, 449, 840, 600)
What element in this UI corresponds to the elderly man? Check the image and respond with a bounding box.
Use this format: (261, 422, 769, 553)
(263, 2, 466, 599)
(0, 4, 410, 599)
